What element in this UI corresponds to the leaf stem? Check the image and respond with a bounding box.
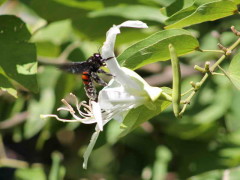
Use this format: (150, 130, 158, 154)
(181, 88, 194, 97)
(212, 72, 224, 76)
(160, 92, 173, 102)
(201, 49, 225, 53)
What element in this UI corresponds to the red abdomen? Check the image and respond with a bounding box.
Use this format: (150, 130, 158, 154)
(81, 71, 91, 85)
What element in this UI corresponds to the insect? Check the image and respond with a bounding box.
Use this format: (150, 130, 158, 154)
(58, 53, 113, 100)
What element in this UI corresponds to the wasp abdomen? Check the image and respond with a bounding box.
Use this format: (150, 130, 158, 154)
(82, 71, 97, 100)
(81, 72, 91, 85)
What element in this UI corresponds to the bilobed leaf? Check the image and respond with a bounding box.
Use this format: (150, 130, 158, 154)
(118, 29, 199, 70)
(0, 15, 38, 93)
(120, 97, 171, 137)
(89, 5, 167, 23)
(227, 51, 240, 90)
(165, 0, 238, 29)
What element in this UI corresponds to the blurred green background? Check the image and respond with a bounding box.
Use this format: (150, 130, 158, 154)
(0, 0, 240, 179)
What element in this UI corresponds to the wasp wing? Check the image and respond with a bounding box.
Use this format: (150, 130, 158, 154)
(58, 62, 90, 74)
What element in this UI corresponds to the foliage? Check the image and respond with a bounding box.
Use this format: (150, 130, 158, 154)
(0, 0, 240, 179)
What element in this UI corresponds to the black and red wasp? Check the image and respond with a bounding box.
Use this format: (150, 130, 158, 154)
(58, 53, 113, 100)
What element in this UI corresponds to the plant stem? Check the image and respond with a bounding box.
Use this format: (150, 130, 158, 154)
(0, 135, 6, 158)
(201, 49, 225, 53)
(181, 88, 194, 97)
(179, 37, 240, 116)
(0, 158, 28, 168)
(212, 72, 225, 76)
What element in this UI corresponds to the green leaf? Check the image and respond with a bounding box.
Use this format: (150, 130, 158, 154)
(227, 51, 240, 90)
(15, 166, 47, 180)
(120, 98, 171, 137)
(31, 19, 72, 45)
(24, 67, 60, 139)
(0, 15, 38, 93)
(72, 16, 126, 40)
(0, 0, 7, 5)
(53, 0, 103, 10)
(188, 169, 223, 180)
(164, 0, 194, 17)
(234, 0, 240, 5)
(220, 52, 240, 90)
(89, 5, 167, 23)
(0, 74, 17, 97)
(118, 29, 199, 70)
(165, 0, 238, 29)
(20, 0, 91, 21)
(35, 42, 60, 57)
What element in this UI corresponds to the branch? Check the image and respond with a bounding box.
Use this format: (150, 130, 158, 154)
(179, 28, 240, 116)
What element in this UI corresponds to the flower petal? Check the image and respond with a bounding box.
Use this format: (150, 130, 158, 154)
(83, 130, 100, 169)
(91, 101, 103, 131)
(117, 20, 148, 29)
(102, 21, 148, 92)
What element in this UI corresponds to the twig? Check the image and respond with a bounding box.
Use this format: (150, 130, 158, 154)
(38, 42, 81, 65)
(0, 112, 28, 129)
(179, 35, 240, 116)
(0, 158, 29, 168)
(0, 135, 6, 158)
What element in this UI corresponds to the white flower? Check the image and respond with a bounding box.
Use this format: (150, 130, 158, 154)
(41, 20, 164, 169)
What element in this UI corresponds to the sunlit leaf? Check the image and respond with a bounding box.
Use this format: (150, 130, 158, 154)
(0, 74, 17, 97)
(118, 29, 199, 69)
(31, 19, 72, 45)
(165, 0, 238, 29)
(15, 166, 47, 180)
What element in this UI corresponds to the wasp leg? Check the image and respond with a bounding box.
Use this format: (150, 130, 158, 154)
(91, 72, 108, 86)
(102, 56, 113, 62)
(97, 69, 114, 76)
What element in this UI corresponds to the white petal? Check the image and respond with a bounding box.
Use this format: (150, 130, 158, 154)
(121, 67, 163, 101)
(91, 101, 103, 131)
(117, 20, 148, 29)
(83, 130, 100, 169)
(101, 21, 148, 91)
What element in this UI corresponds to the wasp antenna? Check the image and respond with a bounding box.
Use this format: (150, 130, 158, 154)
(97, 46, 102, 54)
